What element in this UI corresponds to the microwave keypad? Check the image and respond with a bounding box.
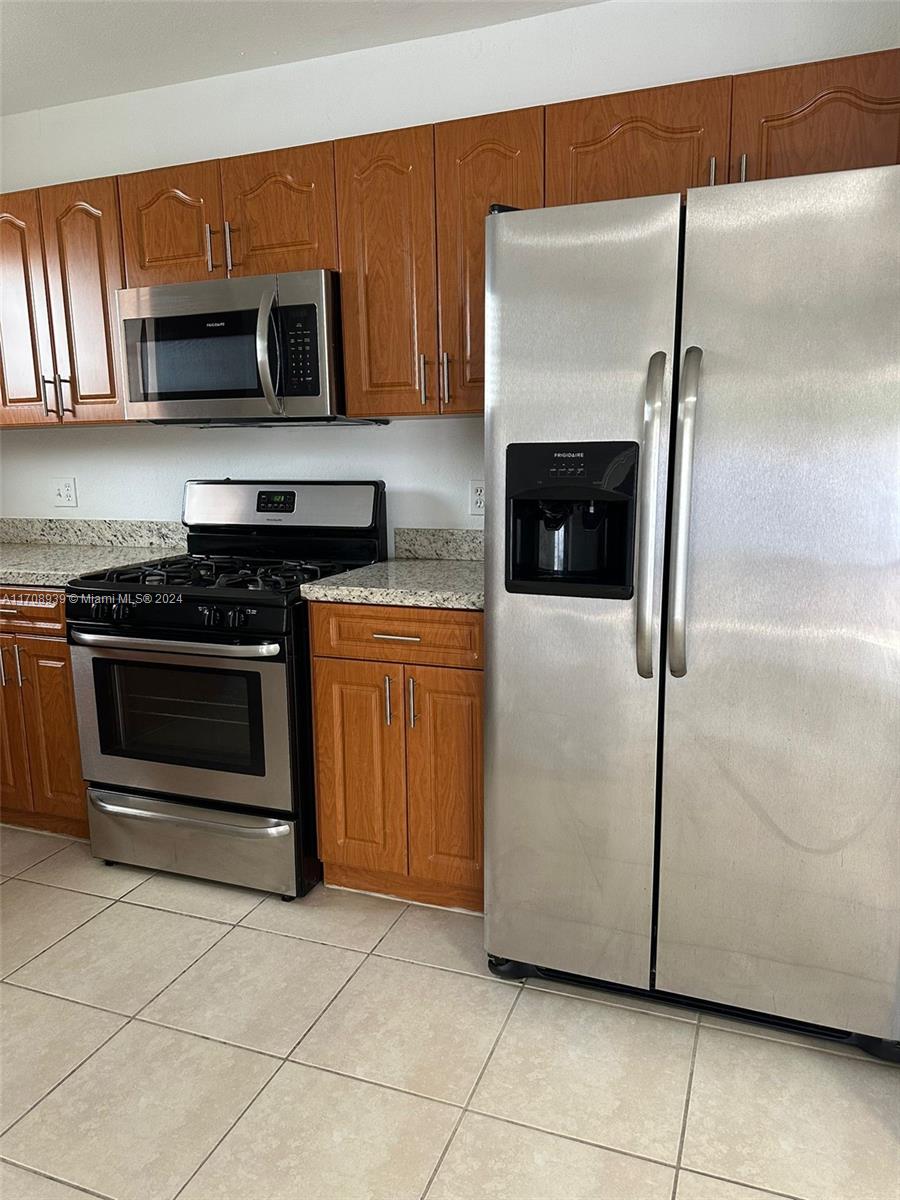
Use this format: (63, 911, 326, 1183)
(280, 304, 321, 397)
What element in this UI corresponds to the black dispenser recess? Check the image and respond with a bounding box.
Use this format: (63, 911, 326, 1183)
(505, 441, 639, 599)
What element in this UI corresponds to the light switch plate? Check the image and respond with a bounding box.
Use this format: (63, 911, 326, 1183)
(52, 477, 78, 507)
(469, 480, 485, 516)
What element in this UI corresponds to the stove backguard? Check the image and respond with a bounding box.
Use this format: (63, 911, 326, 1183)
(505, 441, 638, 599)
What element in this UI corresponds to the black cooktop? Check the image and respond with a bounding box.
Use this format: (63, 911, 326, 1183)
(90, 554, 343, 596)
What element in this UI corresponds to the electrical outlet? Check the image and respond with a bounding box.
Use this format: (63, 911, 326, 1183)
(469, 480, 485, 517)
(52, 477, 78, 508)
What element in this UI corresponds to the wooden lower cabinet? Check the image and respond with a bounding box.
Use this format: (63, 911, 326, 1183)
(312, 604, 484, 910)
(0, 620, 87, 837)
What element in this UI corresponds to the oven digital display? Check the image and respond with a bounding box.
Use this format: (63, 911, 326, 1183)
(257, 491, 296, 514)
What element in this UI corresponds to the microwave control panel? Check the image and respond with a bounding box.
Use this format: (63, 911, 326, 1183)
(280, 304, 321, 396)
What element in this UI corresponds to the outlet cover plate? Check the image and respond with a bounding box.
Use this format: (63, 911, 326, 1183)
(52, 477, 78, 507)
(469, 480, 485, 516)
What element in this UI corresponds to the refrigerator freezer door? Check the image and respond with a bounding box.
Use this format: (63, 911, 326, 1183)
(484, 196, 680, 987)
(657, 166, 900, 1038)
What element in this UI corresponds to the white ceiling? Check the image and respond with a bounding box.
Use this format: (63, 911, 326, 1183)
(0, 0, 594, 116)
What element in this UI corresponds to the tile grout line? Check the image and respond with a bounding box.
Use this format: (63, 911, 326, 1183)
(677, 1166, 809, 1200)
(1, 898, 116, 983)
(0, 1157, 115, 1200)
(670, 1017, 701, 1200)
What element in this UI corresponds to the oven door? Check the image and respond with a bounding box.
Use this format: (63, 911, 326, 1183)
(118, 275, 284, 421)
(70, 630, 293, 811)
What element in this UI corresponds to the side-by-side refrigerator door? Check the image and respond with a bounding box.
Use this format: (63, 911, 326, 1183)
(483, 195, 680, 988)
(657, 166, 900, 1038)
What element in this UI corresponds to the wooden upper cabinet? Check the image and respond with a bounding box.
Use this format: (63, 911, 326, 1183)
(546, 77, 732, 204)
(220, 143, 338, 276)
(119, 160, 225, 286)
(313, 657, 408, 874)
(730, 49, 900, 182)
(0, 190, 58, 426)
(0, 635, 32, 814)
(336, 126, 439, 417)
(39, 177, 125, 422)
(435, 109, 544, 414)
(17, 637, 84, 821)
(406, 666, 483, 893)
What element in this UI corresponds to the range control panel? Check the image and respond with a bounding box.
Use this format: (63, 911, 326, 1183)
(257, 490, 296, 514)
(280, 304, 321, 397)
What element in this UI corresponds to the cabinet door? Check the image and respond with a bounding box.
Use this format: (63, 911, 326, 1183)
(546, 77, 732, 204)
(730, 49, 900, 182)
(406, 666, 483, 891)
(17, 637, 85, 820)
(119, 160, 225, 286)
(0, 636, 32, 813)
(313, 658, 407, 873)
(39, 177, 125, 423)
(336, 126, 439, 416)
(220, 143, 339, 276)
(0, 190, 58, 426)
(435, 109, 544, 414)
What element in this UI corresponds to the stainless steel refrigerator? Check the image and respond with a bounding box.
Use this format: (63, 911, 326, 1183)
(483, 165, 899, 1046)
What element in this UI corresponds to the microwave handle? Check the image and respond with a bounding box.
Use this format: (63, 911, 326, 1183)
(256, 286, 284, 417)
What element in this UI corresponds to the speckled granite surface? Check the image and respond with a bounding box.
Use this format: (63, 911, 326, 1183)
(0, 518, 185, 549)
(393, 527, 483, 561)
(0, 544, 174, 589)
(301, 559, 484, 610)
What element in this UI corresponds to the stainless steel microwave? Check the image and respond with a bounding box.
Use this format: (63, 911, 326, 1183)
(118, 270, 341, 422)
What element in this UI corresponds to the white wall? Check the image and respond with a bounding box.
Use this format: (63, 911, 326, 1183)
(1, 0, 896, 535)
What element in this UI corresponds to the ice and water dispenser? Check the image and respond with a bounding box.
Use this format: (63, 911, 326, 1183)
(505, 442, 638, 599)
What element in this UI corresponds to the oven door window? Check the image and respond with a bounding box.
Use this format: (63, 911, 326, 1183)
(124, 309, 270, 403)
(93, 659, 265, 776)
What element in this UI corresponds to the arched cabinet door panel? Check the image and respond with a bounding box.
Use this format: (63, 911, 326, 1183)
(546, 77, 732, 205)
(0, 190, 58, 425)
(336, 126, 439, 417)
(435, 109, 544, 414)
(730, 49, 900, 182)
(39, 176, 125, 422)
(119, 160, 225, 286)
(220, 143, 338, 276)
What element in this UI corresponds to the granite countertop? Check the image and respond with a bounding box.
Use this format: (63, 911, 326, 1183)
(301, 559, 484, 611)
(0, 544, 172, 589)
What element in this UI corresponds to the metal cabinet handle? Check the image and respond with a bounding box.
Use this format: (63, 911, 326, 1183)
(668, 345, 703, 678)
(636, 351, 666, 679)
(418, 353, 427, 406)
(708, 156, 716, 186)
(56, 373, 73, 415)
(40, 375, 59, 417)
(383, 675, 393, 726)
(441, 352, 451, 407)
(0, 608, 18, 615)
(13, 643, 23, 686)
(89, 793, 291, 839)
(372, 632, 422, 643)
(408, 676, 417, 728)
(224, 221, 234, 272)
(204, 222, 214, 272)
(0, 647, 6, 688)
(256, 286, 283, 417)
(739, 153, 748, 183)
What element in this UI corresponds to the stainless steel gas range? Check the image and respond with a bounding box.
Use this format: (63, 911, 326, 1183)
(65, 479, 386, 898)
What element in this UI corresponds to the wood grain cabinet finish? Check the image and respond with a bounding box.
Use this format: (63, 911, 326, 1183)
(730, 49, 900, 182)
(0, 634, 33, 815)
(435, 109, 544, 413)
(0, 588, 66, 635)
(310, 602, 483, 670)
(0, 190, 58, 426)
(119, 160, 226, 286)
(17, 637, 85, 822)
(220, 144, 339, 276)
(336, 126, 440, 417)
(546, 77, 732, 204)
(39, 177, 126, 422)
(313, 657, 408, 874)
(406, 665, 483, 891)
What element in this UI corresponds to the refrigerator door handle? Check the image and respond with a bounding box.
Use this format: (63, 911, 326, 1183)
(636, 350, 666, 678)
(668, 345, 703, 678)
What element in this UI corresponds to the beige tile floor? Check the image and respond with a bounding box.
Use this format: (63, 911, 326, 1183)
(0, 824, 897, 1200)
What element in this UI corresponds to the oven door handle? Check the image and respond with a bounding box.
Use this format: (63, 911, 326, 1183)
(71, 630, 281, 658)
(256, 284, 284, 417)
(89, 793, 292, 839)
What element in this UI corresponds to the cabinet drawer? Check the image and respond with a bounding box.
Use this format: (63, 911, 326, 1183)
(310, 602, 483, 669)
(0, 588, 65, 634)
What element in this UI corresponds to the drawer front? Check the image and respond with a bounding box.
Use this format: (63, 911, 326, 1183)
(0, 588, 65, 634)
(310, 602, 483, 669)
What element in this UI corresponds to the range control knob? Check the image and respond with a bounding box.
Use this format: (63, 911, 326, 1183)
(90, 600, 109, 622)
(111, 601, 129, 623)
(199, 605, 223, 629)
(225, 608, 248, 630)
